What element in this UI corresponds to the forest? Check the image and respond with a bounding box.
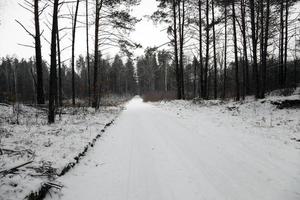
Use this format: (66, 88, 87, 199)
(0, 0, 300, 200)
(0, 0, 299, 120)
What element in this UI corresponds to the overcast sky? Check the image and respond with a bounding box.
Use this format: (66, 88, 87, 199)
(0, 0, 169, 62)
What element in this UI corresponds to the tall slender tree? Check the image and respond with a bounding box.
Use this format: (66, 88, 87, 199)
(204, 0, 210, 99)
(198, 0, 204, 98)
(249, 0, 260, 98)
(232, 0, 240, 100)
(71, 0, 80, 106)
(34, 0, 45, 105)
(48, 0, 59, 123)
(93, 0, 102, 108)
(212, 0, 217, 99)
(86, 0, 91, 105)
(240, 0, 249, 95)
(260, 0, 270, 98)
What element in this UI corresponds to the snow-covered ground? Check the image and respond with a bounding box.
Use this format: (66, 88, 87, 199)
(0, 97, 127, 200)
(43, 94, 300, 200)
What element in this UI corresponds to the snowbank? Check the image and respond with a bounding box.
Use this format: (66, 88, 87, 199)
(0, 102, 125, 200)
(153, 93, 300, 148)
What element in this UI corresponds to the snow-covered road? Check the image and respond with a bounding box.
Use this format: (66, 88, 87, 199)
(46, 97, 300, 200)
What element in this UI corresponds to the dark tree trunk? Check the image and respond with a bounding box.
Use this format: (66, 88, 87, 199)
(261, 0, 270, 98)
(86, 0, 91, 106)
(279, 0, 284, 87)
(93, 0, 101, 108)
(284, 0, 289, 86)
(204, 0, 209, 99)
(198, 0, 204, 98)
(232, 1, 240, 101)
(223, 6, 227, 99)
(56, 20, 62, 107)
(172, 0, 181, 99)
(212, 0, 217, 99)
(34, 0, 45, 104)
(250, 0, 259, 98)
(71, 0, 80, 106)
(240, 0, 249, 95)
(178, 0, 185, 99)
(259, 0, 264, 98)
(294, 59, 297, 87)
(48, 0, 59, 123)
(193, 59, 197, 98)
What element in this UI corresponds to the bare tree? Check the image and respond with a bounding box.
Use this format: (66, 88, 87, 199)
(232, 0, 240, 101)
(48, 0, 59, 123)
(86, 0, 91, 105)
(71, 0, 80, 106)
(16, 0, 47, 104)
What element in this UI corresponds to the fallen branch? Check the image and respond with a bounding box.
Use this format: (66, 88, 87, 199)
(44, 182, 63, 190)
(0, 161, 33, 176)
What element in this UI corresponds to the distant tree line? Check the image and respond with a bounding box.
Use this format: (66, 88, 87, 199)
(0, 55, 137, 103)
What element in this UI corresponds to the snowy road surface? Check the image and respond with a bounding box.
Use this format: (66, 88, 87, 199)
(46, 97, 300, 200)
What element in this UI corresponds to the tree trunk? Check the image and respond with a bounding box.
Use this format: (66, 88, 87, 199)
(172, 0, 181, 99)
(48, 0, 59, 124)
(34, 0, 45, 104)
(164, 61, 168, 92)
(223, 6, 227, 99)
(204, 0, 209, 99)
(240, 0, 249, 95)
(259, 0, 264, 98)
(212, 0, 217, 99)
(93, 0, 101, 108)
(279, 0, 284, 87)
(86, 0, 91, 106)
(71, 0, 80, 106)
(193, 59, 197, 98)
(178, 0, 185, 99)
(56, 21, 62, 107)
(261, 0, 270, 98)
(250, 0, 259, 98)
(198, 0, 204, 98)
(232, 1, 240, 101)
(284, 0, 289, 86)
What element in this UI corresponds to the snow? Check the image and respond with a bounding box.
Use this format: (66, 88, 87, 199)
(44, 95, 300, 200)
(0, 98, 126, 200)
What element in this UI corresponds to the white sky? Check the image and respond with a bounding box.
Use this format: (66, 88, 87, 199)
(0, 0, 169, 62)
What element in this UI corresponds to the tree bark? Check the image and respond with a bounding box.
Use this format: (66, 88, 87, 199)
(232, 1, 240, 101)
(71, 0, 80, 106)
(178, 0, 185, 99)
(48, 0, 59, 123)
(223, 5, 227, 99)
(86, 0, 91, 106)
(261, 0, 270, 98)
(93, 0, 102, 108)
(204, 0, 209, 99)
(56, 20, 62, 107)
(34, 0, 45, 104)
(172, 0, 181, 99)
(279, 0, 284, 87)
(212, 0, 217, 99)
(284, 0, 289, 86)
(250, 0, 259, 98)
(198, 0, 204, 98)
(240, 0, 249, 95)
